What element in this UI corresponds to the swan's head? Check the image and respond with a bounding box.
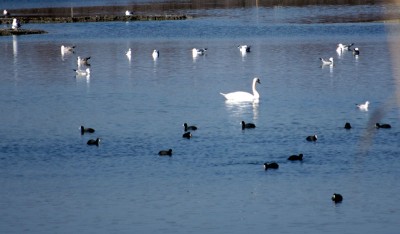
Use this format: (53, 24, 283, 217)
(254, 78, 261, 84)
(365, 101, 369, 106)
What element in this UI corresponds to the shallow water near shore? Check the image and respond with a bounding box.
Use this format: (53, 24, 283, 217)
(1, 3, 400, 234)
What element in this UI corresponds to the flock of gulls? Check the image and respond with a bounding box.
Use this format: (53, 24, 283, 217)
(319, 43, 359, 66)
(65, 39, 393, 204)
(5, 7, 392, 204)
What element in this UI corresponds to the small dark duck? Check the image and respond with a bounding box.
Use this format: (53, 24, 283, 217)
(241, 121, 256, 130)
(182, 132, 192, 139)
(332, 193, 343, 203)
(288, 153, 303, 161)
(80, 125, 95, 135)
(158, 149, 172, 156)
(306, 135, 318, 141)
(183, 123, 197, 131)
(375, 123, 391, 129)
(264, 162, 279, 170)
(87, 138, 100, 146)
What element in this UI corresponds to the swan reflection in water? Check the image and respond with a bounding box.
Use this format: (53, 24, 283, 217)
(224, 100, 259, 120)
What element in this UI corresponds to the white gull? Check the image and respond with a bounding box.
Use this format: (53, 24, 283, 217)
(356, 101, 369, 111)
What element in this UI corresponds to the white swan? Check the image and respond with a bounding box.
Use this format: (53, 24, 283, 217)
(220, 77, 260, 102)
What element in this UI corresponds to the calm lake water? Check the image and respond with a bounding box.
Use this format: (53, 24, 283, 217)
(1, 2, 400, 234)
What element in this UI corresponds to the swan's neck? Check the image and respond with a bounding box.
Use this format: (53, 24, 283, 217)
(252, 80, 259, 99)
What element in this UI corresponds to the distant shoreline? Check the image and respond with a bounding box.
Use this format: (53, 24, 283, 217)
(0, 14, 189, 36)
(0, 14, 189, 25)
(1, 0, 399, 36)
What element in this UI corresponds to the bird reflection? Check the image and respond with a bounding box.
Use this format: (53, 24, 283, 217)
(12, 35, 18, 81)
(12, 35, 17, 58)
(224, 100, 259, 120)
(75, 73, 90, 84)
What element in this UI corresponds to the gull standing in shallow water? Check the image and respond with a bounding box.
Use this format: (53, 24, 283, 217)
(220, 77, 261, 102)
(356, 101, 369, 111)
(11, 18, 21, 29)
(3, 9, 10, 17)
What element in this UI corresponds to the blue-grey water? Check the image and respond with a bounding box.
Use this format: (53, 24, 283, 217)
(1, 3, 400, 234)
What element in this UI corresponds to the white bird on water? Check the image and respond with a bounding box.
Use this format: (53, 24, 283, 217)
(220, 77, 261, 102)
(152, 49, 159, 60)
(192, 48, 207, 57)
(320, 57, 333, 66)
(3, 9, 10, 17)
(77, 56, 91, 67)
(61, 45, 75, 54)
(126, 48, 131, 56)
(356, 101, 369, 111)
(11, 18, 21, 29)
(238, 45, 251, 53)
(74, 68, 91, 76)
(342, 43, 354, 51)
(126, 48, 132, 61)
(125, 10, 133, 16)
(353, 47, 360, 56)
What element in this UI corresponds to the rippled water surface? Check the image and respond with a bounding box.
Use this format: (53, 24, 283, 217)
(1, 3, 400, 234)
